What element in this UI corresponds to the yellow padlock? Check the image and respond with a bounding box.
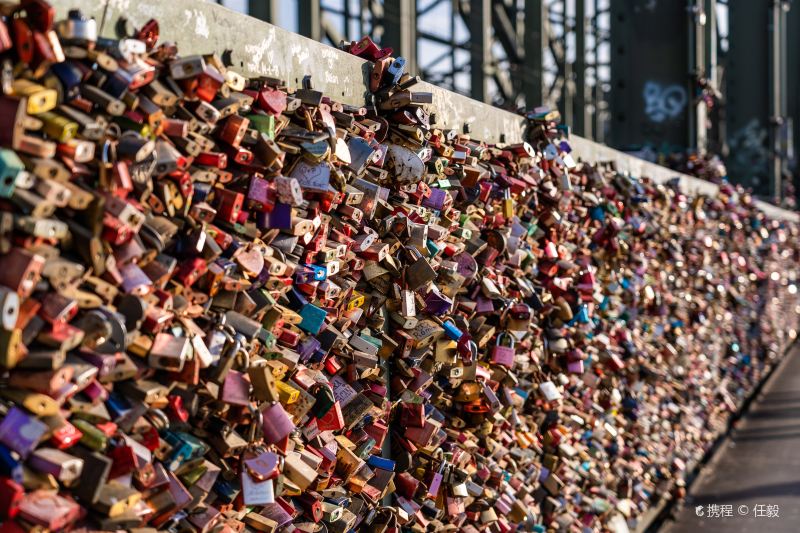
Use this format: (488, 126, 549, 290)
(276, 380, 300, 405)
(502, 189, 515, 219)
(12, 79, 58, 114)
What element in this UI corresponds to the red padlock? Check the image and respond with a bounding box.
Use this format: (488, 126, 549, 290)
(0, 477, 24, 519)
(348, 36, 393, 61)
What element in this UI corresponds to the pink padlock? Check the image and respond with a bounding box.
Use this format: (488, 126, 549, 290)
(491, 332, 516, 368)
(447, 496, 465, 516)
(567, 359, 584, 374)
(427, 463, 443, 499)
(221, 370, 250, 406)
(544, 240, 559, 259)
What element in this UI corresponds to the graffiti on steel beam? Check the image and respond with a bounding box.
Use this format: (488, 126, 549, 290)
(729, 118, 769, 177)
(642, 81, 687, 123)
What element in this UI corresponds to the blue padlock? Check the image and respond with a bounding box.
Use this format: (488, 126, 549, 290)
(105, 391, 133, 420)
(0, 443, 23, 483)
(441, 319, 463, 341)
(269, 202, 293, 229)
(286, 287, 309, 311)
(386, 57, 406, 85)
(213, 475, 241, 503)
(309, 264, 328, 281)
(162, 430, 207, 471)
(192, 181, 213, 204)
(50, 61, 84, 99)
(299, 303, 327, 335)
(367, 455, 396, 471)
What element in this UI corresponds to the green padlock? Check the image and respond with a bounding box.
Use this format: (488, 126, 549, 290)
(312, 384, 336, 419)
(72, 419, 109, 451)
(247, 113, 276, 139)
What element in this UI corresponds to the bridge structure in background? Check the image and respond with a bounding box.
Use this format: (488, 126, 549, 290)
(231, 0, 798, 203)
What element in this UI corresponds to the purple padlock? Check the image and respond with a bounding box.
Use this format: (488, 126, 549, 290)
(423, 288, 453, 315)
(260, 402, 295, 444)
(294, 267, 317, 285)
(427, 467, 443, 498)
(422, 188, 448, 211)
(268, 202, 292, 229)
(246, 176, 271, 210)
(567, 359, 585, 374)
(221, 370, 251, 406)
(297, 336, 321, 363)
(77, 350, 117, 380)
(494, 495, 512, 514)
(453, 252, 478, 280)
(0, 407, 48, 458)
(475, 295, 495, 314)
(261, 502, 294, 528)
(119, 262, 153, 295)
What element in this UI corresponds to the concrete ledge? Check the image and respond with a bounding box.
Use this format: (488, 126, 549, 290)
(53, 0, 527, 145)
(52, 0, 798, 223)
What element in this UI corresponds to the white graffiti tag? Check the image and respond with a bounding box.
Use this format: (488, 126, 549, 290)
(643, 82, 687, 123)
(728, 118, 769, 175)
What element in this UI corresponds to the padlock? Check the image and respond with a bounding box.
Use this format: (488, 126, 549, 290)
(0, 248, 45, 298)
(260, 402, 295, 444)
(0, 149, 25, 199)
(58, 9, 97, 44)
(0, 288, 20, 331)
(283, 450, 318, 490)
(17, 490, 81, 530)
(249, 363, 280, 402)
(80, 84, 125, 115)
(491, 332, 516, 368)
(0, 10, 790, 533)
(28, 448, 84, 483)
(405, 249, 437, 291)
(0, 407, 49, 457)
(399, 402, 425, 428)
(12, 79, 58, 114)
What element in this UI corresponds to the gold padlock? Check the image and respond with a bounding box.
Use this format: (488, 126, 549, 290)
(0, 328, 25, 368)
(248, 363, 280, 402)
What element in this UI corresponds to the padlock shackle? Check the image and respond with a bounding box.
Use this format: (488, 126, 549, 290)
(496, 330, 515, 347)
